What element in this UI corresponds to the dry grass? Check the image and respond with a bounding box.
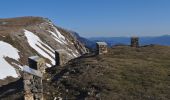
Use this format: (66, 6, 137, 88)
(47, 45, 170, 100)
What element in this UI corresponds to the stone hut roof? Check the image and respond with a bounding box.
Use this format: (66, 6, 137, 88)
(131, 36, 139, 39)
(23, 66, 42, 77)
(29, 56, 41, 62)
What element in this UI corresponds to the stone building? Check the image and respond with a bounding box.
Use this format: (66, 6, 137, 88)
(23, 56, 45, 100)
(55, 49, 68, 66)
(96, 42, 108, 55)
(131, 37, 139, 47)
(28, 56, 46, 73)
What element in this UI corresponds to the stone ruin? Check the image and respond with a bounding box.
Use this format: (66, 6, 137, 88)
(55, 49, 68, 66)
(96, 42, 108, 55)
(23, 56, 45, 100)
(131, 37, 139, 47)
(28, 56, 46, 73)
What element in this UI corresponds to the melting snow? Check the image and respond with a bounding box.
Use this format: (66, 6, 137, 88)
(48, 30, 64, 44)
(0, 41, 20, 79)
(53, 27, 65, 40)
(48, 30, 67, 44)
(11, 62, 23, 71)
(47, 22, 67, 44)
(24, 29, 55, 66)
(67, 48, 79, 57)
(46, 63, 52, 67)
(72, 53, 78, 57)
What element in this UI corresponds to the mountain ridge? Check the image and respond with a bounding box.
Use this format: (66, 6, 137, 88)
(0, 16, 87, 81)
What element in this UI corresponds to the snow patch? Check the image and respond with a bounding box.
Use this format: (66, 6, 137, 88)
(11, 62, 23, 71)
(0, 41, 20, 79)
(53, 27, 65, 40)
(46, 63, 52, 67)
(72, 52, 78, 57)
(47, 22, 67, 44)
(48, 30, 67, 44)
(48, 30, 64, 44)
(24, 29, 55, 66)
(67, 48, 79, 57)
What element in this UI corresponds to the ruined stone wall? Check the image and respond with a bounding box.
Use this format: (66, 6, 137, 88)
(55, 50, 68, 66)
(96, 42, 108, 55)
(28, 56, 46, 73)
(23, 72, 43, 100)
(23, 56, 45, 100)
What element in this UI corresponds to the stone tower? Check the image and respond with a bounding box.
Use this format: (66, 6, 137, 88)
(28, 56, 46, 73)
(55, 49, 68, 66)
(96, 42, 108, 55)
(131, 37, 139, 47)
(23, 56, 45, 100)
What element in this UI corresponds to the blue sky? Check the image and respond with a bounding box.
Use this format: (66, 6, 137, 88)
(0, 0, 170, 37)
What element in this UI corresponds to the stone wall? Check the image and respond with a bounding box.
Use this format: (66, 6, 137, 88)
(55, 49, 68, 66)
(23, 56, 45, 100)
(96, 42, 108, 55)
(23, 72, 43, 100)
(28, 56, 46, 73)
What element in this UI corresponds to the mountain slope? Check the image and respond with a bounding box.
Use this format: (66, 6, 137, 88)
(0, 16, 87, 80)
(70, 31, 95, 50)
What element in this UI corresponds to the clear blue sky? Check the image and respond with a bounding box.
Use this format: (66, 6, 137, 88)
(0, 0, 170, 37)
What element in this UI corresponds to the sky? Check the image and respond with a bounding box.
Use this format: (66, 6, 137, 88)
(0, 0, 170, 37)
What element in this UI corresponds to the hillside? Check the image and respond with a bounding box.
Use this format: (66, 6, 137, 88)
(1, 45, 170, 100)
(0, 16, 87, 83)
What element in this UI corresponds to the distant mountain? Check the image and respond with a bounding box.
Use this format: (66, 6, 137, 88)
(70, 31, 96, 50)
(88, 35, 170, 47)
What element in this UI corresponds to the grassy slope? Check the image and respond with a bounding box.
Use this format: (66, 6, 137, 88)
(47, 45, 170, 100)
